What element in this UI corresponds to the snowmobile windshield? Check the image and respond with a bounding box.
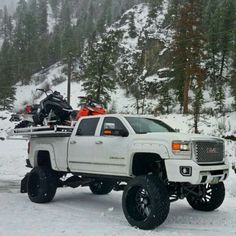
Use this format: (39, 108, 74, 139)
(125, 117, 175, 134)
(90, 102, 101, 108)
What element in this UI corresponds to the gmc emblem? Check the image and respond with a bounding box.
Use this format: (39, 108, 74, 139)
(206, 147, 218, 154)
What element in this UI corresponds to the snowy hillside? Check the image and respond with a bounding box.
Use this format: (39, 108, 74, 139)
(13, 62, 83, 111)
(109, 0, 172, 61)
(10, 0, 235, 115)
(108, 0, 174, 87)
(13, 62, 137, 113)
(13, 59, 236, 137)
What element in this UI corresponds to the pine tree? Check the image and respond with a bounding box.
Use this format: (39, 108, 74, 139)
(59, 0, 78, 58)
(129, 72, 148, 115)
(171, 1, 189, 113)
(0, 6, 15, 110)
(217, 0, 235, 113)
(147, 0, 162, 20)
(48, 0, 60, 19)
(171, 0, 206, 114)
(205, 0, 221, 100)
(193, 83, 204, 133)
(37, 0, 49, 67)
(1, 6, 13, 42)
(0, 41, 16, 110)
(126, 48, 149, 114)
(59, 0, 71, 31)
(83, 2, 96, 39)
(206, 0, 235, 113)
(189, 1, 206, 132)
(230, 32, 236, 109)
(103, 0, 113, 27)
(129, 13, 137, 38)
(28, 0, 38, 17)
(80, 32, 119, 104)
(48, 28, 61, 63)
(14, 0, 39, 83)
(38, 0, 48, 37)
(158, 82, 173, 114)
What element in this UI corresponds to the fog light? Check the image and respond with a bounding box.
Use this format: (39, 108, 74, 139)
(180, 166, 192, 176)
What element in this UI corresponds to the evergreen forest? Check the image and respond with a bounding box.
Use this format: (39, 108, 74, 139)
(0, 0, 235, 127)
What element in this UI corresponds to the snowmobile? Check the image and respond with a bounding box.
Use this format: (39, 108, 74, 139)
(32, 89, 73, 126)
(75, 96, 107, 119)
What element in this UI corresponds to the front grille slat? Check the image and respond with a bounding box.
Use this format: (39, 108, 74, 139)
(193, 141, 224, 164)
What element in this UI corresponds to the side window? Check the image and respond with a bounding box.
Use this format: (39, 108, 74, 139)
(101, 117, 128, 136)
(76, 118, 99, 136)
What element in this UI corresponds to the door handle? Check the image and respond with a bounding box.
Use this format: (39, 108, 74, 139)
(95, 141, 103, 145)
(70, 140, 77, 145)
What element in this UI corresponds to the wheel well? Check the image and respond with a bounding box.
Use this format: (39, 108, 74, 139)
(36, 150, 52, 168)
(132, 153, 166, 177)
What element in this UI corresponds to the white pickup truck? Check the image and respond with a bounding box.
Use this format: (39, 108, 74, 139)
(17, 114, 229, 230)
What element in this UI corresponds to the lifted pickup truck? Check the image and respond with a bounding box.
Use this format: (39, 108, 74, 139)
(14, 114, 229, 230)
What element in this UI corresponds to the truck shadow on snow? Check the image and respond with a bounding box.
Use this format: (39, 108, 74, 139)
(51, 188, 235, 233)
(54, 189, 123, 212)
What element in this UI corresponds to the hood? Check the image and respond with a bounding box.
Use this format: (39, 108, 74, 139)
(132, 132, 223, 143)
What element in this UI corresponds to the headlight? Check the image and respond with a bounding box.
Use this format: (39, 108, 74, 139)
(172, 141, 191, 153)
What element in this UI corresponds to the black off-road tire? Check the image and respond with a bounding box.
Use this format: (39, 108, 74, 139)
(186, 182, 225, 211)
(27, 167, 58, 203)
(122, 175, 170, 230)
(89, 179, 115, 195)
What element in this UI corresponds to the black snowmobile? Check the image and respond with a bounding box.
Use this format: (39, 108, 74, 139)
(32, 89, 73, 126)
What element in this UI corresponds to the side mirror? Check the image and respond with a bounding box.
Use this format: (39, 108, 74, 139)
(175, 128, 180, 133)
(119, 129, 129, 137)
(103, 129, 129, 137)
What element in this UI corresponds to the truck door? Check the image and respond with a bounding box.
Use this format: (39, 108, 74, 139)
(93, 117, 129, 175)
(68, 117, 100, 173)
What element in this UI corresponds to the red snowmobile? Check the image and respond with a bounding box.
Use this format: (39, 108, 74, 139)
(74, 96, 107, 120)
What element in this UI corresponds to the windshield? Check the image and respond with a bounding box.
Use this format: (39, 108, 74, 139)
(125, 117, 175, 134)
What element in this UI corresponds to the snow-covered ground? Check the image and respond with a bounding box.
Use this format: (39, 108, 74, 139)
(1, 187, 236, 236)
(0, 110, 236, 235)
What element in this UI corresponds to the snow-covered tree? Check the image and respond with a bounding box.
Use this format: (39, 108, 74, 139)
(80, 32, 119, 105)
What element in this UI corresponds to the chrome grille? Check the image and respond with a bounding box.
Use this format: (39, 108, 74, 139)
(193, 141, 224, 164)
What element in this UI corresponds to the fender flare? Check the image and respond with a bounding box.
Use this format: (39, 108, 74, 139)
(33, 144, 59, 171)
(128, 142, 170, 175)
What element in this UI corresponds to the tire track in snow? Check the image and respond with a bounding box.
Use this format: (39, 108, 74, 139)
(0, 180, 20, 193)
(164, 224, 236, 235)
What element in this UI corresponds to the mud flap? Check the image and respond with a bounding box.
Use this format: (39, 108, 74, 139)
(21, 173, 30, 193)
(232, 163, 236, 174)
